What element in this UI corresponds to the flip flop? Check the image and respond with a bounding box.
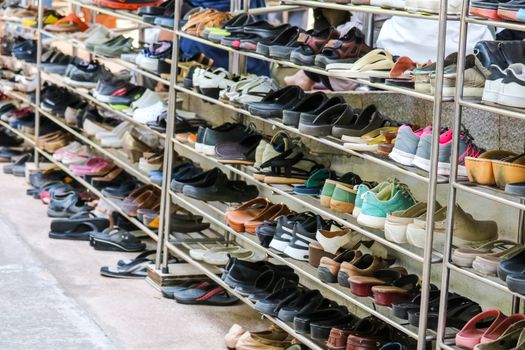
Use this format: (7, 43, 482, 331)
(173, 284, 239, 306)
(100, 252, 155, 279)
(117, 249, 156, 266)
(45, 13, 89, 33)
(161, 280, 212, 299)
(49, 217, 110, 241)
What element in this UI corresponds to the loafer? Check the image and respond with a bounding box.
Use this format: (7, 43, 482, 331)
(254, 286, 302, 316)
(277, 289, 324, 322)
(293, 307, 348, 335)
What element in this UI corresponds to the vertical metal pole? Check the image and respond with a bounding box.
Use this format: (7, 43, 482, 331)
(434, 1, 469, 349)
(154, 0, 182, 272)
(137, 27, 145, 86)
(512, 199, 525, 313)
(364, 13, 374, 47)
(417, 0, 450, 347)
(33, 0, 45, 167)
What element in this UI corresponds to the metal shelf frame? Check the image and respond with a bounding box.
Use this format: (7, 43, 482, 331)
(9, 0, 500, 347)
(435, 1, 525, 349)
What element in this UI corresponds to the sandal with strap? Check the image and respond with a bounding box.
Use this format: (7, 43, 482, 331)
(100, 251, 155, 279)
(255, 149, 325, 185)
(91, 228, 146, 252)
(47, 191, 92, 218)
(173, 283, 239, 306)
(326, 48, 395, 79)
(49, 216, 109, 241)
(45, 13, 89, 33)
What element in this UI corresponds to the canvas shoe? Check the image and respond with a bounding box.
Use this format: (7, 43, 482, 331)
(133, 100, 166, 124)
(357, 182, 416, 229)
(384, 202, 430, 243)
(412, 129, 452, 174)
(352, 181, 389, 218)
(497, 63, 525, 109)
(389, 125, 431, 166)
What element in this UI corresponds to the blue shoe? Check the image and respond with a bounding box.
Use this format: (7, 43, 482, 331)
(357, 182, 416, 229)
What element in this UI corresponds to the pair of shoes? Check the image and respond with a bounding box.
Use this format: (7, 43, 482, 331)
(466, 150, 525, 189)
(456, 310, 525, 349)
(170, 167, 259, 202)
(100, 250, 155, 278)
(390, 125, 484, 176)
(225, 198, 290, 234)
(189, 245, 266, 266)
(319, 172, 365, 213)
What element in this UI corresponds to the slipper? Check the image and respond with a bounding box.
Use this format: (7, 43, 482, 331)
(45, 13, 89, 33)
(455, 309, 507, 349)
(49, 217, 110, 241)
(293, 168, 335, 196)
(326, 49, 395, 78)
(452, 240, 522, 268)
(117, 249, 157, 266)
(91, 228, 146, 252)
(161, 279, 212, 299)
(100, 251, 155, 279)
(173, 283, 239, 306)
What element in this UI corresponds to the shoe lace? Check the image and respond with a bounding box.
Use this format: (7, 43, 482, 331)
(459, 124, 484, 161)
(396, 182, 416, 203)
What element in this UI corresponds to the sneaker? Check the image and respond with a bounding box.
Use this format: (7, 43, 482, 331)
(64, 61, 106, 88)
(412, 129, 452, 174)
(93, 71, 132, 103)
(482, 64, 508, 104)
(283, 215, 329, 261)
(194, 123, 253, 156)
(135, 41, 172, 74)
(430, 54, 485, 97)
(389, 125, 432, 166)
(357, 181, 416, 229)
(269, 213, 308, 252)
(496, 63, 525, 109)
(133, 100, 166, 124)
(352, 181, 385, 218)
(41, 87, 81, 116)
(384, 202, 430, 244)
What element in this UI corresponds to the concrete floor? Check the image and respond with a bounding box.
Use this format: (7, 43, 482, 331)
(0, 171, 264, 350)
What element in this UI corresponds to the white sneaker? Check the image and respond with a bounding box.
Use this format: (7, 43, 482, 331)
(130, 89, 163, 110)
(96, 121, 131, 140)
(133, 101, 166, 124)
(83, 118, 110, 136)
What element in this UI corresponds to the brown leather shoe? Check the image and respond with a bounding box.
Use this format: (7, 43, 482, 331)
(309, 241, 335, 268)
(225, 198, 271, 232)
(337, 254, 388, 288)
(315, 27, 372, 68)
(290, 27, 340, 65)
(244, 203, 290, 234)
(318, 249, 362, 284)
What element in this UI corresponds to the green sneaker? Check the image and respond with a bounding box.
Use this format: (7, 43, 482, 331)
(352, 180, 387, 218)
(357, 182, 416, 229)
(319, 172, 362, 208)
(329, 183, 358, 213)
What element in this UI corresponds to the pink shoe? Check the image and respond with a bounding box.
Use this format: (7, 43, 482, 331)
(480, 313, 525, 343)
(70, 157, 112, 176)
(455, 309, 507, 349)
(224, 324, 246, 350)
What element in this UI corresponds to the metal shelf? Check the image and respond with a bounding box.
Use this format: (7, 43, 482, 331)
(466, 16, 525, 32)
(171, 136, 443, 263)
(459, 98, 525, 122)
(175, 31, 447, 102)
(38, 107, 160, 189)
(454, 181, 525, 212)
(280, 0, 460, 20)
(447, 263, 525, 301)
(168, 189, 436, 341)
(174, 83, 449, 184)
(163, 241, 325, 350)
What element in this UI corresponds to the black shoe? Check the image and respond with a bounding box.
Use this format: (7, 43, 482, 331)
(247, 86, 304, 119)
(181, 168, 258, 202)
(254, 285, 302, 316)
(41, 87, 81, 116)
(64, 60, 106, 88)
(101, 180, 141, 198)
(293, 306, 349, 335)
(277, 289, 325, 322)
(0, 127, 23, 147)
(93, 71, 132, 103)
(282, 91, 328, 127)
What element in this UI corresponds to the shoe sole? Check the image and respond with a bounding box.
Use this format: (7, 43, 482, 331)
(469, 7, 499, 19)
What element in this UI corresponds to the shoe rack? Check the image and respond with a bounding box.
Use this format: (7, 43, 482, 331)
(435, 2, 525, 350)
(0, 0, 476, 348)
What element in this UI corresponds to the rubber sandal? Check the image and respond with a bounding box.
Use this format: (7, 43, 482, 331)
(117, 249, 156, 266)
(256, 149, 324, 185)
(455, 309, 507, 349)
(349, 268, 408, 298)
(326, 49, 395, 78)
(91, 228, 146, 252)
(100, 251, 155, 279)
(293, 168, 336, 196)
(49, 217, 109, 241)
(173, 283, 239, 305)
(45, 13, 89, 33)
(225, 198, 271, 232)
(161, 279, 212, 299)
